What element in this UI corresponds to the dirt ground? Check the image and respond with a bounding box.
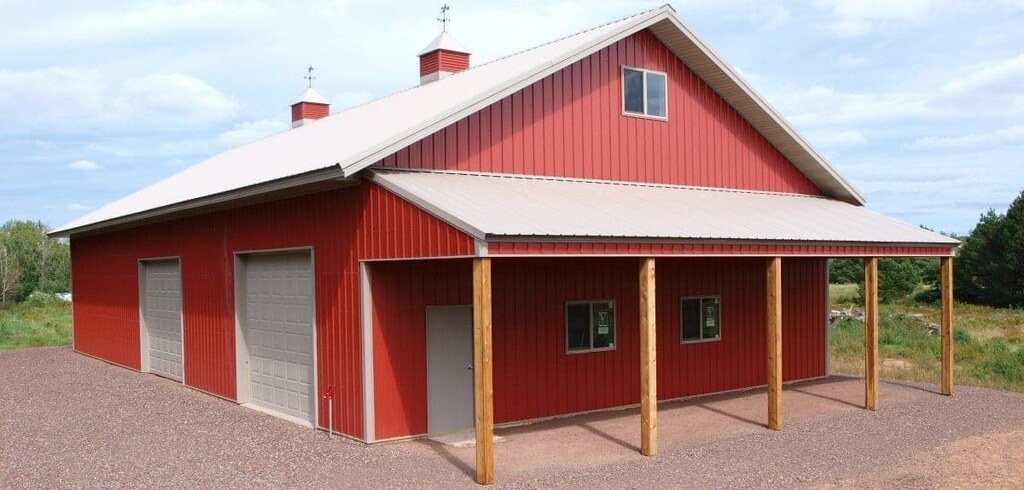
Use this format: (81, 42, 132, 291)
(2, 347, 1023, 488)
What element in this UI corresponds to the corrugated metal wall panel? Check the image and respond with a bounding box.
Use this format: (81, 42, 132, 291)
(381, 30, 822, 196)
(371, 256, 826, 438)
(70, 182, 474, 439)
(370, 260, 472, 439)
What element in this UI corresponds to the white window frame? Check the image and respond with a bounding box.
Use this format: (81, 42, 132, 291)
(680, 295, 722, 344)
(565, 299, 617, 354)
(621, 65, 669, 121)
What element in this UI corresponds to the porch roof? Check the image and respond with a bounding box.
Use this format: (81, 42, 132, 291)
(369, 169, 960, 248)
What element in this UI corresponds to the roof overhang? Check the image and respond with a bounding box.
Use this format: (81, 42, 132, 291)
(50, 167, 357, 238)
(368, 169, 958, 249)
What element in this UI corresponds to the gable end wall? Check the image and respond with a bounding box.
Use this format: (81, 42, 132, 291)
(379, 29, 822, 196)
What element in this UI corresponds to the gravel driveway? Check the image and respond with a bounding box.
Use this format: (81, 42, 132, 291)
(2, 347, 1023, 488)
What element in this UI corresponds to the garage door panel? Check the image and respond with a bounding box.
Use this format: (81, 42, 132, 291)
(244, 252, 315, 424)
(143, 260, 183, 382)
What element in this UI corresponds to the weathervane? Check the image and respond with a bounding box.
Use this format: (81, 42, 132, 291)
(304, 65, 316, 88)
(437, 4, 450, 32)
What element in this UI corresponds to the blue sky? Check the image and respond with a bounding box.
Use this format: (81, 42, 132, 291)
(2, 0, 1023, 235)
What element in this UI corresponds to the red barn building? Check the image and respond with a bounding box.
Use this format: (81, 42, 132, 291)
(53, 6, 958, 485)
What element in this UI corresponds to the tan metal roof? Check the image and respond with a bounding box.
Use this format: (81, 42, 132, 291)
(53, 5, 865, 236)
(369, 169, 958, 246)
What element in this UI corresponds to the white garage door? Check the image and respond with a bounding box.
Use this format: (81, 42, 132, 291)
(142, 260, 183, 382)
(243, 252, 315, 424)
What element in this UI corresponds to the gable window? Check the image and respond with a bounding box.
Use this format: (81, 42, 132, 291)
(622, 67, 668, 119)
(681, 296, 721, 343)
(566, 300, 616, 352)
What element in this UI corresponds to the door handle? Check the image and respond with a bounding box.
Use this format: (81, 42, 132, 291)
(467, 365, 474, 370)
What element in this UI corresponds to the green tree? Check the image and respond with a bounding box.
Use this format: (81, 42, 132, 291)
(947, 190, 1024, 307)
(0, 220, 71, 302)
(860, 258, 922, 304)
(829, 258, 861, 284)
(0, 241, 21, 303)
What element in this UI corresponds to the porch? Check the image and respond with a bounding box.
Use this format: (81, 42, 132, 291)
(365, 254, 955, 485)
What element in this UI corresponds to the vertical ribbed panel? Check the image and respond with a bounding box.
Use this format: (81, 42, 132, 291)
(370, 257, 827, 438)
(69, 182, 474, 440)
(382, 30, 822, 196)
(370, 260, 472, 439)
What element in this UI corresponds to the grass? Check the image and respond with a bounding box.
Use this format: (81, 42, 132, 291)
(0, 295, 72, 350)
(829, 284, 1024, 393)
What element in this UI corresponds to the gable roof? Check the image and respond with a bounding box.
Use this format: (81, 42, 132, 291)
(53, 5, 864, 236)
(370, 169, 956, 246)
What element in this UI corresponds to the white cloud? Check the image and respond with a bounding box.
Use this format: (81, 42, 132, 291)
(67, 159, 99, 170)
(816, 0, 935, 37)
(906, 125, 1024, 150)
(66, 203, 88, 210)
(943, 53, 1024, 94)
(218, 118, 287, 147)
(766, 84, 939, 125)
(120, 73, 237, 123)
(0, 68, 236, 134)
(833, 54, 868, 69)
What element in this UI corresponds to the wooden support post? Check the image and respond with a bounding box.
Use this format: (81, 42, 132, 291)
(941, 256, 954, 396)
(766, 257, 783, 431)
(639, 258, 658, 456)
(473, 258, 495, 485)
(864, 257, 879, 411)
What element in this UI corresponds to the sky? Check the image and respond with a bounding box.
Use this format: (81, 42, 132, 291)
(1, 0, 1023, 235)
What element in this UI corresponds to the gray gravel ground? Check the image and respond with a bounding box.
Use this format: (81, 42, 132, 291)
(2, 346, 1023, 488)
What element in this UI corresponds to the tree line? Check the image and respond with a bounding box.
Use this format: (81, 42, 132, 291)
(0, 221, 70, 304)
(830, 189, 1024, 308)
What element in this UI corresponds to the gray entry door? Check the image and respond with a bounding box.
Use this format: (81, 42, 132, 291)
(426, 306, 474, 434)
(142, 260, 183, 381)
(243, 252, 315, 424)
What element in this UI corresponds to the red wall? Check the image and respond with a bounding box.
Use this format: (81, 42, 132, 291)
(382, 29, 822, 196)
(71, 182, 474, 439)
(370, 257, 827, 439)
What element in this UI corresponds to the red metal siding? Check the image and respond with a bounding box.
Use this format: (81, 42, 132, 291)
(370, 260, 472, 439)
(370, 256, 826, 438)
(70, 182, 474, 439)
(487, 241, 956, 257)
(291, 102, 329, 122)
(419, 50, 470, 77)
(383, 29, 822, 196)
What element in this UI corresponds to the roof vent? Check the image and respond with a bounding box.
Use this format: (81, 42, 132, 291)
(418, 32, 471, 85)
(291, 88, 330, 128)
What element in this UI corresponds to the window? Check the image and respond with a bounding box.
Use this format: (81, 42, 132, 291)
(681, 297, 721, 343)
(622, 67, 668, 119)
(566, 300, 616, 352)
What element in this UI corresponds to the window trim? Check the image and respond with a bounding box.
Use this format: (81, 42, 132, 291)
(680, 295, 722, 344)
(565, 299, 618, 354)
(621, 65, 669, 121)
